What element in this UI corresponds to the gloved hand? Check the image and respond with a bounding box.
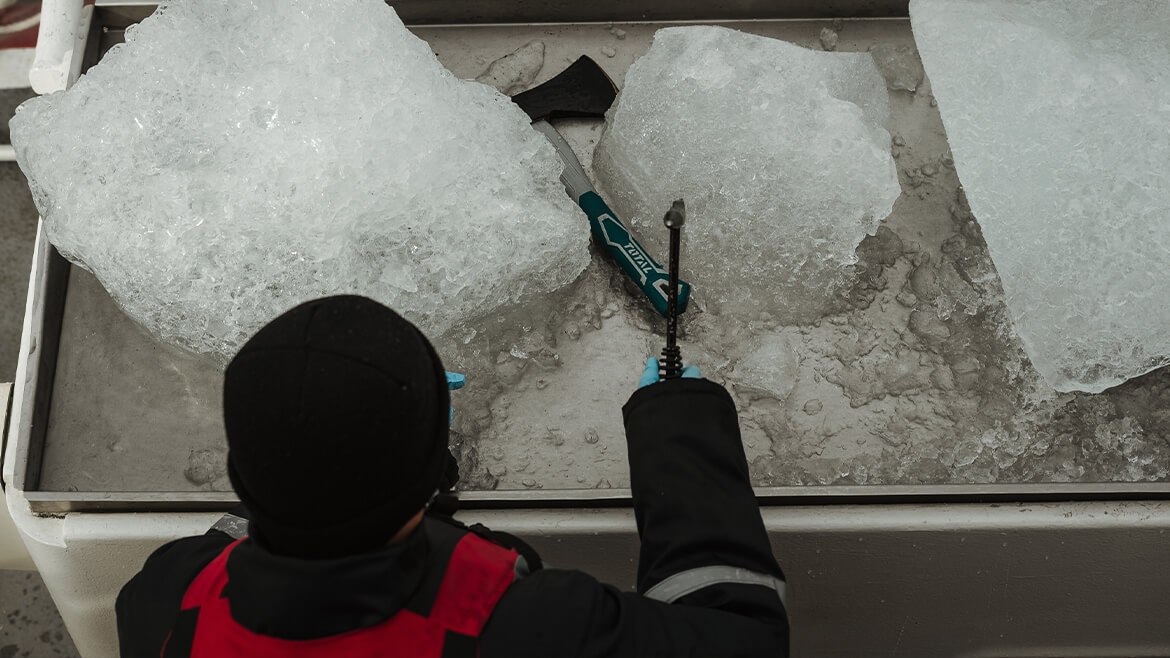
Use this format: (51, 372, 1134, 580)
(446, 371, 465, 423)
(637, 356, 700, 389)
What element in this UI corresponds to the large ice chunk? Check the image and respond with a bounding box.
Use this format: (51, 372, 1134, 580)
(593, 26, 900, 323)
(10, 0, 589, 364)
(910, 0, 1170, 393)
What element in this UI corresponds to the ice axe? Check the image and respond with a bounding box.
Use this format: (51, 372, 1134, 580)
(511, 56, 690, 317)
(660, 199, 686, 379)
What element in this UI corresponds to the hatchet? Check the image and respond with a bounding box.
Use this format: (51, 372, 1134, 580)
(511, 56, 691, 317)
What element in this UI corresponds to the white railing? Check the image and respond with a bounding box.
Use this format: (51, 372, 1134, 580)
(3, 0, 90, 162)
(28, 0, 84, 94)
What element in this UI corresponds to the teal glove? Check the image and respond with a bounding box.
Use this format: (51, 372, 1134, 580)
(446, 372, 465, 423)
(637, 357, 700, 389)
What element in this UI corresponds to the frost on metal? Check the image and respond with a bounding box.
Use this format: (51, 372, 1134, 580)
(911, 0, 1170, 393)
(10, 0, 590, 365)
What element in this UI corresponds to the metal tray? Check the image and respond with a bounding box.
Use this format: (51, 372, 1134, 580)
(5, 5, 1168, 657)
(8, 0, 1170, 513)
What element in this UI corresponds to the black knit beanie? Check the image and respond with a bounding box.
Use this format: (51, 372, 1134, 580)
(223, 295, 449, 559)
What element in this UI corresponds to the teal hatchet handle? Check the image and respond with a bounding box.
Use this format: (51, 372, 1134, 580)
(577, 191, 690, 316)
(531, 120, 691, 317)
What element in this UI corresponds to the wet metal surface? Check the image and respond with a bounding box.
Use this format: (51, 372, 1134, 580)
(35, 17, 920, 494)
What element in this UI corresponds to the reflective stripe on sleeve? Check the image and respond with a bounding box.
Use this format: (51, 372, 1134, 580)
(514, 555, 531, 580)
(644, 566, 787, 605)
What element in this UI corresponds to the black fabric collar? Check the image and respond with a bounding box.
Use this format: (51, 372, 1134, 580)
(223, 519, 433, 640)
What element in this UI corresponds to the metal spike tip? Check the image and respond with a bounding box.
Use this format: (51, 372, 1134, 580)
(663, 198, 686, 229)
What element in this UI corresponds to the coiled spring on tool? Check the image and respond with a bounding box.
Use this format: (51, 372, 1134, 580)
(660, 345, 683, 380)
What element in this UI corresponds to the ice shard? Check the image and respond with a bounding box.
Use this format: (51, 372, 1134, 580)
(911, 0, 1170, 392)
(10, 0, 590, 365)
(593, 25, 900, 323)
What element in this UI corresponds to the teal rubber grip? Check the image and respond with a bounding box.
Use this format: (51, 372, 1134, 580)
(578, 191, 691, 317)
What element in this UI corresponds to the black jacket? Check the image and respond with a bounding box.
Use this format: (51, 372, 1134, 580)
(117, 378, 789, 657)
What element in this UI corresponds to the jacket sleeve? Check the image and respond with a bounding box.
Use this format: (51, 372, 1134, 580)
(480, 378, 789, 657)
(115, 531, 235, 657)
(480, 568, 788, 658)
(622, 379, 787, 630)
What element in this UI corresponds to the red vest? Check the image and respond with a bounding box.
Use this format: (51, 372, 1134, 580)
(169, 533, 519, 657)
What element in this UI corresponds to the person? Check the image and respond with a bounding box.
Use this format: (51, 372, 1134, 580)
(116, 295, 789, 657)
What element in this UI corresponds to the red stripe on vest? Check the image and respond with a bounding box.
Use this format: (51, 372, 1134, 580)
(176, 534, 518, 657)
(179, 538, 242, 610)
(429, 533, 519, 637)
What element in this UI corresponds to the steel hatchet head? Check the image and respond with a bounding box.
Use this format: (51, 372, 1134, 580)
(511, 56, 618, 122)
